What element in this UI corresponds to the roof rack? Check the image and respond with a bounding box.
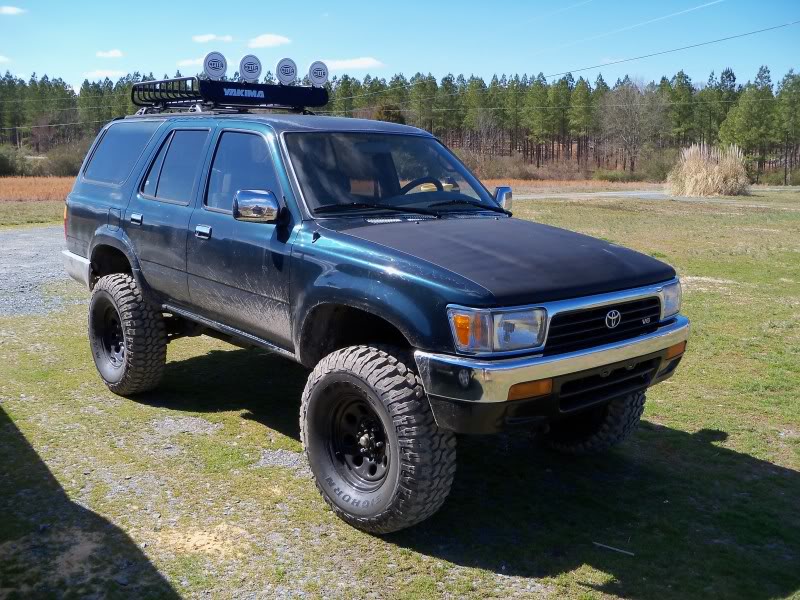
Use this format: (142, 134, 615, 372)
(131, 76, 329, 114)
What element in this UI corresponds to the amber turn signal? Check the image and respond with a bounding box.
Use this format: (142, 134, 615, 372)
(507, 378, 553, 401)
(665, 341, 687, 359)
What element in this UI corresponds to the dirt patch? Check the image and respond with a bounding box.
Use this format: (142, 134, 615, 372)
(682, 276, 741, 293)
(152, 523, 250, 558)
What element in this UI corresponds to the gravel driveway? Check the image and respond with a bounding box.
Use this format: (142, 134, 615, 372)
(0, 225, 80, 316)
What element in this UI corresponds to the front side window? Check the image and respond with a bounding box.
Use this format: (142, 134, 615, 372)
(84, 121, 161, 185)
(284, 132, 497, 215)
(206, 131, 280, 211)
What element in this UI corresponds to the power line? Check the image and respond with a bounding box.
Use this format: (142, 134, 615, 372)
(328, 18, 800, 106)
(0, 119, 107, 131)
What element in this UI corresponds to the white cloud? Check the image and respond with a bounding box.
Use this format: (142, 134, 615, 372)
(96, 49, 123, 58)
(177, 58, 203, 67)
(324, 57, 384, 71)
(84, 69, 125, 79)
(0, 6, 25, 15)
(192, 33, 233, 43)
(247, 33, 290, 48)
(0, 55, 10, 63)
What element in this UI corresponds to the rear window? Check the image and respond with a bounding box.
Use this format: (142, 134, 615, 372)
(83, 121, 161, 185)
(145, 130, 210, 204)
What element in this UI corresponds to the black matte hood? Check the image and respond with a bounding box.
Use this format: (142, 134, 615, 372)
(322, 216, 675, 305)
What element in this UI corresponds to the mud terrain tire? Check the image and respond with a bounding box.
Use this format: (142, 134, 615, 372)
(544, 391, 646, 455)
(88, 273, 166, 396)
(300, 345, 456, 534)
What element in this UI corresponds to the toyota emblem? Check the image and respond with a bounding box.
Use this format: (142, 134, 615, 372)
(605, 309, 622, 329)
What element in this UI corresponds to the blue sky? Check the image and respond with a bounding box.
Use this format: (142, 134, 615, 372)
(1, 0, 798, 91)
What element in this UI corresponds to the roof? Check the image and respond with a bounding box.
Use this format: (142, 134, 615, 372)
(124, 112, 431, 136)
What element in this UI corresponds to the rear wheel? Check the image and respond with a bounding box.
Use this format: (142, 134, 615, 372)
(543, 391, 646, 455)
(88, 273, 167, 396)
(300, 345, 456, 534)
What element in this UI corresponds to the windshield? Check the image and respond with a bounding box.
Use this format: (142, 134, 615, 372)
(284, 132, 499, 215)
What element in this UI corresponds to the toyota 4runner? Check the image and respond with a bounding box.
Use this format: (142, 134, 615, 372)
(62, 77, 689, 533)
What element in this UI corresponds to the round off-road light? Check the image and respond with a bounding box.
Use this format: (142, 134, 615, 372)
(239, 54, 262, 83)
(308, 61, 329, 87)
(276, 58, 297, 85)
(203, 51, 227, 80)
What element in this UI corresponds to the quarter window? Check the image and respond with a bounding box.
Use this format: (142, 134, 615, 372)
(84, 121, 161, 185)
(206, 132, 280, 211)
(142, 130, 210, 203)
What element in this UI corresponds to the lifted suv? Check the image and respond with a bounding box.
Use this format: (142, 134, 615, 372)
(63, 85, 688, 533)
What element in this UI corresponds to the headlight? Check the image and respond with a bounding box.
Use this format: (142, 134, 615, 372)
(447, 307, 546, 354)
(662, 280, 682, 317)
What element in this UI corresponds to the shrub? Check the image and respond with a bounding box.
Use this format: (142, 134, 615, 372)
(639, 148, 679, 182)
(42, 139, 92, 177)
(0, 145, 23, 176)
(760, 169, 800, 186)
(592, 169, 647, 183)
(667, 143, 750, 196)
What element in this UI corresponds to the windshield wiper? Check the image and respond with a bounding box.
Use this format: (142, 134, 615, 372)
(427, 198, 511, 216)
(314, 202, 441, 218)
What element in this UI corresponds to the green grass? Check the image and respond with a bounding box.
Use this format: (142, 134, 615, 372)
(1, 190, 799, 598)
(0, 199, 63, 227)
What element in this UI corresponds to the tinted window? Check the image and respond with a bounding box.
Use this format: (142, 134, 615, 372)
(206, 132, 280, 211)
(148, 130, 210, 203)
(84, 121, 161, 185)
(141, 133, 170, 197)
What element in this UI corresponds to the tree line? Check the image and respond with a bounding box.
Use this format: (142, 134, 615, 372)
(1, 65, 798, 181)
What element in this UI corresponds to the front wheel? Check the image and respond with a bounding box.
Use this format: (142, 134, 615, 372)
(543, 391, 647, 455)
(300, 345, 456, 534)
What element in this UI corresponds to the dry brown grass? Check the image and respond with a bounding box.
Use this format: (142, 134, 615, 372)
(483, 178, 662, 195)
(667, 144, 750, 197)
(0, 177, 74, 202)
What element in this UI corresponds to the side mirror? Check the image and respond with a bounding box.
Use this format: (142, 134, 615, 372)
(233, 189, 280, 223)
(494, 186, 512, 211)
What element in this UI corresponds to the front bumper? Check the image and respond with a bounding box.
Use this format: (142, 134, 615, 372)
(414, 315, 689, 433)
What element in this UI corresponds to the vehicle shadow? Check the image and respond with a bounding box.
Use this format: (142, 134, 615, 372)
(134, 347, 309, 441)
(0, 406, 180, 599)
(390, 426, 800, 599)
(132, 348, 799, 599)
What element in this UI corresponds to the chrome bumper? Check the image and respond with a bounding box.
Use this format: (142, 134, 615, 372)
(414, 315, 690, 404)
(62, 250, 91, 289)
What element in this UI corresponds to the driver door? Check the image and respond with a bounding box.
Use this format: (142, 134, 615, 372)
(186, 126, 294, 349)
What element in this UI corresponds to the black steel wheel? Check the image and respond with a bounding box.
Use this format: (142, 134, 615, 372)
(88, 273, 167, 396)
(300, 345, 456, 534)
(329, 392, 390, 491)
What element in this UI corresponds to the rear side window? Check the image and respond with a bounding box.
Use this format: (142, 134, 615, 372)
(206, 131, 280, 211)
(83, 121, 161, 185)
(142, 130, 210, 204)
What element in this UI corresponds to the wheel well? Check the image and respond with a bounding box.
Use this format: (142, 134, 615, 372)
(90, 245, 132, 288)
(298, 304, 411, 367)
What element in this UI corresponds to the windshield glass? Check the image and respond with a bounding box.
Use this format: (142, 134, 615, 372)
(284, 132, 498, 215)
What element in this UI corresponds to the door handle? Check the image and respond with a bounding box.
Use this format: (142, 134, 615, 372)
(130, 213, 143, 225)
(195, 225, 212, 240)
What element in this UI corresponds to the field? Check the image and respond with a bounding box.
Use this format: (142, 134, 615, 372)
(0, 183, 799, 598)
(0, 177, 72, 228)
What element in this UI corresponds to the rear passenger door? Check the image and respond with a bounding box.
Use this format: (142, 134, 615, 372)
(187, 126, 294, 348)
(125, 126, 213, 303)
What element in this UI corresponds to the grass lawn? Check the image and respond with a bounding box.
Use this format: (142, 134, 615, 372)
(0, 189, 798, 598)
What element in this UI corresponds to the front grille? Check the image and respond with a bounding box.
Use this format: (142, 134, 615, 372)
(558, 358, 659, 412)
(544, 297, 661, 356)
